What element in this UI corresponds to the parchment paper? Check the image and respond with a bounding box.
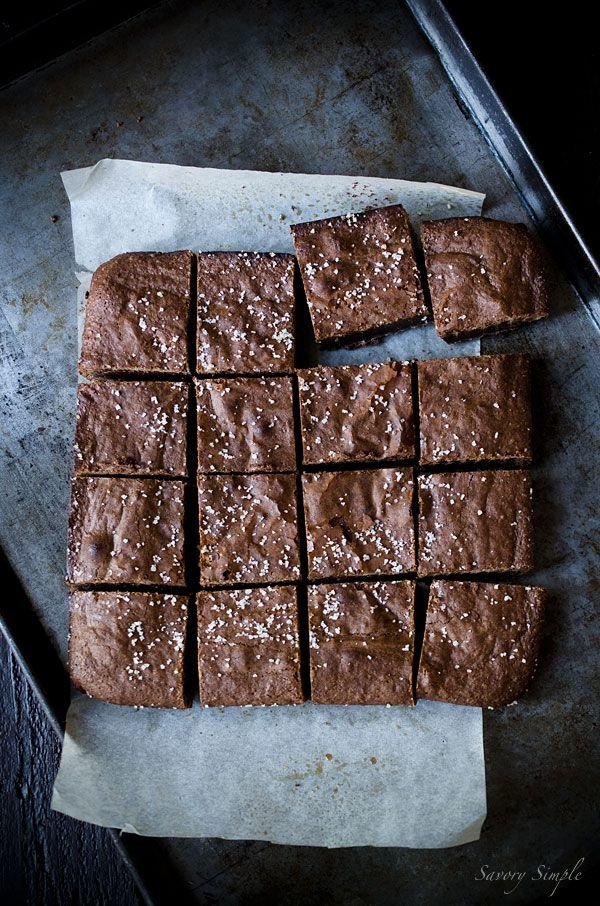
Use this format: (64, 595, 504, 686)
(52, 160, 487, 847)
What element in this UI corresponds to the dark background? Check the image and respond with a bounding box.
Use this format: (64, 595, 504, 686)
(0, 2, 598, 903)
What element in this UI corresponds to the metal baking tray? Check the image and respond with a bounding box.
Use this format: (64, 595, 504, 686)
(0, 1, 598, 902)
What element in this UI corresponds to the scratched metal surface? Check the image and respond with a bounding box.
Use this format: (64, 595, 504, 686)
(0, 0, 597, 903)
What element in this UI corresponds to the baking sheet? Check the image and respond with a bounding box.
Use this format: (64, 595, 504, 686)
(52, 159, 486, 846)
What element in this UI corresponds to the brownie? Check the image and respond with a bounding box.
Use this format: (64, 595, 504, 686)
(417, 469, 534, 576)
(302, 467, 415, 580)
(297, 361, 415, 466)
(291, 204, 426, 346)
(416, 580, 546, 707)
(420, 217, 549, 340)
(418, 354, 532, 466)
(68, 590, 190, 708)
(308, 581, 415, 705)
(79, 251, 192, 376)
(74, 381, 188, 476)
(67, 477, 186, 586)
(196, 376, 296, 473)
(198, 473, 301, 585)
(197, 252, 295, 374)
(197, 585, 303, 706)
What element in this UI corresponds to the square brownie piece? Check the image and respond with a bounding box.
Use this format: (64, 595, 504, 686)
(308, 581, 415, 705)
(67, 477, 186, 586)
(196, 376, 297, 473)
(302, 467, 415, 580)
(421, 217, 549, 340)
(197, 585, 303, 706)
(79, 251, 192, 377)
(198, 473, 301, 585)
(416, 580, 546, 707)
(418, 469, 534, 576)
(197, 251, 295, 374)
(69, 590, 190, 708)
(418, 354, 532, 466)
(297, 361, 415, 466)
(74, 381, 189, 476)
(291, 204, 426, 346)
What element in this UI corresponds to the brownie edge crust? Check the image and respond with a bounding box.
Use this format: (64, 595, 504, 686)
(67, 477, 187, 586)
(79, 250, 193, 377)
(68, 590, 190, 708)
(197, 585, 303, 706)
(418, 354, 532, 466)
(291, 204, 426, 346)
(196, 251, 296, 374)
(421, 217, 549, 340)
(308, 581, 415, 705)
(416, 580, 545, 708)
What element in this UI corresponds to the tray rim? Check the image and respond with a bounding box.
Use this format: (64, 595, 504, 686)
(407, 0, 600, 326)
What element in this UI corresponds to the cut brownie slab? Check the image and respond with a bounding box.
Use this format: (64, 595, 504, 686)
(302, 467, 415, 580)
(417, 469, 534, 576)
(297, 361, 415, 466)
(308, 581, 415, 705)
(68, 591, 190, 708)
(417, 580, 545, 707)
(291, 204, 426, 346)
(421, 217, 549, 340)
(197, 585, 303, 706)
(418, 354, 532, 466)
(197, 251, 295, 374)
(196, 376, 296, 473)
(74, 380, 188, 476)
(198, 473, 301, 585)
(79, 251, 192, 377)
(67, 477, 186, 586)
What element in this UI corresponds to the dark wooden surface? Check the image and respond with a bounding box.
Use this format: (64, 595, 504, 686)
(0, 629, 141, 906)
(0, 3, 598, 904)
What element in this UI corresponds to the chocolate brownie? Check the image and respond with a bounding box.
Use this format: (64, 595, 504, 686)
(420, 217, 549, 340)
(197, 252, 295, 374)
(74, 381, 188, 476)
(416, 580, 546, 707)
(418, 354, 532, 466)
(67, 477, 186, 586)
(297, 361, 415, 466)
(198, 473, 301, 585)
(308, 581, 415, 705)
(197, 585, 303, 706)
(69, 590, 190, 708)
(291, 205, 426, 346)
(417, 469, 534, 576)
(302, 467, 415, 580)
(196, 376, 296, 473)
(79, 251, 192, 376)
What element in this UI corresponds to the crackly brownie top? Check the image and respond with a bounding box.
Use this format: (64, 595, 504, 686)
(68, 590, 189, 708)
(67, 477, 186, 586)
(198, 473, 301, 585)
(421, 217, 549, 339)
(196, 376, 296, 473)
(79, 251, 192, 376)
(418, 354, 532, 466)
(291, 204, 426, 345)
(417, 580, 546, 708)
(418, 469, 534, 576)
(197, 251, 295, 374)
(298, 360, 415, 465)
(74, 380, 188, 476)
(197, 585, 302, 706)
(308, 581, 415, 705)
(302, 467, 415, 579)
